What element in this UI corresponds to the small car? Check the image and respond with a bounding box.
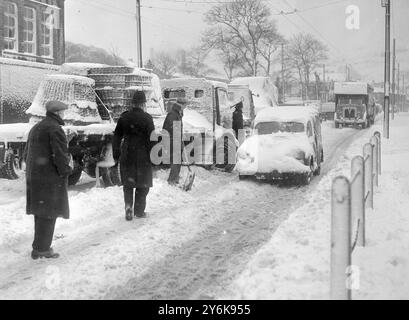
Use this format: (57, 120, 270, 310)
(235, 106, 324, 185)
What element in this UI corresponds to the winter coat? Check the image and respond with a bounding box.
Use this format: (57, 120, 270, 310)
(113, 107, 155, 188)
(232, 104, 244, 138)
(25, 112, 72, 219)
(162, 104, 184, 163)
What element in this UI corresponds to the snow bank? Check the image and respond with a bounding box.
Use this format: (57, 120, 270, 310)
(60, 63, 108, 76)
(222, 114, 409, 300)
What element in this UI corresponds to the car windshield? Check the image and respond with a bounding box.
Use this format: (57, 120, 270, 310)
(255, 121, 305, 135)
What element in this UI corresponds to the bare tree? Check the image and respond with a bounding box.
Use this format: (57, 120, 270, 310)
(204, 0, 282, 77)
(286, 33, 328, 99)
(202, 29, 243, 80)
(184, 46, 215, 77)
(151, 51, 179, 79)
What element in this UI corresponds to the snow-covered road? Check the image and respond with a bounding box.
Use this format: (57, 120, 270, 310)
(0, 122, 364, 299)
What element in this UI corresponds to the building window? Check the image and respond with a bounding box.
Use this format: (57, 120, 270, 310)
(4, 2, 18, 51)
(23, 7, 36, 55)
(40, 12, 53, 57)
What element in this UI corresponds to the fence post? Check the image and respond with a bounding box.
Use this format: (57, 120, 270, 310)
(374, 131, 382, 175)
(363, 143, 374, 209)
(370, 136, 379, 187)
(351, 156, 365, 247)
(331, 176, 352, 300)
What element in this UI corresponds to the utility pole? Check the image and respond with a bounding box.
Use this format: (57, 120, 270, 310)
(323, 64, 327, 102)
(136, 0, 143, 68)
(392, 38, 396, 119)
(400, 74, 406, 112)
(396, 62, 400, 117)
(382, 0, 391, 139)
(281, 43, 286, 103)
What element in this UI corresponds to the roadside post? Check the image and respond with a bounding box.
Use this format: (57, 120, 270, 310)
(351, 156, 365, 247)
(363, 143, 374, 209)
(331, 177, 352, 300)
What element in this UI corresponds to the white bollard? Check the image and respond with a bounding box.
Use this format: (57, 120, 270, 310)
(351, 156, 365, 247)
(363, 143, 374, 209)
(374, 132, 382, 175)
(331, 176, 352, 300)
(370, 136, 379, 187)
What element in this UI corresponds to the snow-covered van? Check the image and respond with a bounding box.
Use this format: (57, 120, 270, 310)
(0, 64, 164, 186)
(235, 106, 324, 185)
(230, 77, 279, 115)
(160, 78, 238, 172)
(334, 82, 375, 129)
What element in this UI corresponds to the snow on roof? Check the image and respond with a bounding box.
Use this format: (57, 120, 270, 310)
(60, 63, 108, 76)
(161, 78, 227, 89)
(0, 57, 60, 71)
(334, 82, 370, 95)
(46, 74, 96, 85)
(254, 106, 318, 126)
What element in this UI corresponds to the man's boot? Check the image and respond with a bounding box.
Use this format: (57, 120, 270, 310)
(125, 207, 133, 221)
(31, 248, 60, 260)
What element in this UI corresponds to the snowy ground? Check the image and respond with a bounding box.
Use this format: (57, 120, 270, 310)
(219, 113, 409, 300)
(0, 121, 369, 299)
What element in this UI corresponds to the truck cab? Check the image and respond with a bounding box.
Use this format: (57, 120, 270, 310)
(334, 82, 375, 129)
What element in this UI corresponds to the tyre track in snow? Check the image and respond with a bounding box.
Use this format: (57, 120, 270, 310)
(107, 126, 368, 300)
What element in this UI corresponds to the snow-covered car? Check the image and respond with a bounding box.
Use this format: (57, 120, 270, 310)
(235, 106, 324, 185)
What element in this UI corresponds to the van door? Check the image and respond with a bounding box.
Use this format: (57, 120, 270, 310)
(215, 87, 232, 128)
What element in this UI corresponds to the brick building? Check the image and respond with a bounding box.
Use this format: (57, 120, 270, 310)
(0, 0, 65, 65)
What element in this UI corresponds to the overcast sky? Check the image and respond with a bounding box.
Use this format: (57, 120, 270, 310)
(65, 0, 409, 82)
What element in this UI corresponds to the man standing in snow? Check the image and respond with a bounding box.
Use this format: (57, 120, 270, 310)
(113, 91, 155, 221)
(162, 101, 185, 186)
(25, 101, 72, 260)
(232, 100, 244, 139)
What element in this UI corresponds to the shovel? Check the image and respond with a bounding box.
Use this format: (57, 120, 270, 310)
(181, 148, 196, 192)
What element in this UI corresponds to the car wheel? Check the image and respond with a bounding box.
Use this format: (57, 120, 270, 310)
(239, 175, 249, 181)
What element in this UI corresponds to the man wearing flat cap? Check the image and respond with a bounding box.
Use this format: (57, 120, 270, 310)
(113, 91, 156, 221)
(24, 100, 73, 260)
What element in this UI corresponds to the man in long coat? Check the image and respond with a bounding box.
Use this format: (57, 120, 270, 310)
(232, 101, 244, 139)
(113, 91, 155, 221)
(25, 101, 72, 260)
(162, 102, 184, 185)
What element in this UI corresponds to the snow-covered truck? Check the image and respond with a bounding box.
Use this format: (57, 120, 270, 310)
(0, 64, 164, 186)
(334, 82, 375, 129)
(160, 78, 239, 172)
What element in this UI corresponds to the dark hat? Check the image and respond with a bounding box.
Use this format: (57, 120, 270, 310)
(45, 100, 68, 113)
(132, 91, 147, 105)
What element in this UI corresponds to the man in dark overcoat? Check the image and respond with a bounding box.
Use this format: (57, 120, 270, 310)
(232, 101, 244, 139)
(113, 91, 155, 221)
(162, 102, 184, 186)
(25, 100, 72, 260)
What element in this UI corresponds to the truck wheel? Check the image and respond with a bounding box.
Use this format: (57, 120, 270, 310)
(84, 162, 96, 178)
(1, 152, 23, 180)
(335, 122, 340, 129)
(215, 138, 236, 173)
(68, 169, 82, 186)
